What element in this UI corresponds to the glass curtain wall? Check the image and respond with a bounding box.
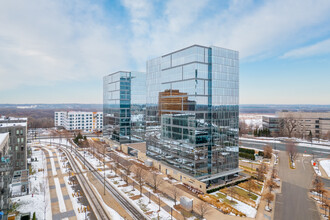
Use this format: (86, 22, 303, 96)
(103, 71, 146, 144)
(146, 45, 239, 180)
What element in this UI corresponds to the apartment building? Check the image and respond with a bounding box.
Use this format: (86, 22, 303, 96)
(145, 45, 240, 185)
(103, 71, 146, 144)
(0, 116, 27, 171)
(54, 111, 103, 132)
(0, 133, 13, 217)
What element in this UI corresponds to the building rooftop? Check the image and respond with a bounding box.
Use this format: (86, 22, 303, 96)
(0, 133, 9, 145)
(0, 116, 28, 121)
(122, 142, 146, 154)
(0, 122, 27, 128)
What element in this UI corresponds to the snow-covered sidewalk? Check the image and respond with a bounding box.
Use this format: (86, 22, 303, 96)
(11, 147, 52, 220)
(319, 159, 330, 177)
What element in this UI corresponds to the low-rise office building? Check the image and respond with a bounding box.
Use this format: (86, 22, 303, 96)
(262, 116, 280, 134)
(0, 116, 27, 171)
(54, 111, 103, 132)
(263, 111, 330, 138)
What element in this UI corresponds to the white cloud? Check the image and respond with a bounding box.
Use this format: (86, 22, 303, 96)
(1, 0, 330, 100)
(282, 38, 330, 58)
(120, 0, 330, 66)
(0, 0, 127, 91)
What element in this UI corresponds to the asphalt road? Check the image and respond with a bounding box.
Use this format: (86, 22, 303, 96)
(240, 139, 330, 187)
(240, 139, 330, 159)
(274, 151, 320, 220)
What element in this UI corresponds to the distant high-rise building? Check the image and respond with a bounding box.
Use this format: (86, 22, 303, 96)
(54, 111, 103, 132)
(0, 116, 27, 171)
(103, 71, 146, 144)
(146, 45, 240, 184)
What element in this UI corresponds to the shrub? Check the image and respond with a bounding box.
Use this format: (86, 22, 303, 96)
(239, 148, 255, 155)
(239, 152, 255, 160)
(258, 151, 264, 156)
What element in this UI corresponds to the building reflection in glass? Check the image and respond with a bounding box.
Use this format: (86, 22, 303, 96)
(103, 71, 146, 144)
(146, 45, 239, 184)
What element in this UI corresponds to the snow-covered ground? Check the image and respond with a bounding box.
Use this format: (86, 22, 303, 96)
(311, 160, 322, 176)
(210, 191, 257, 218)
(76, 148, 175, 219)
(41, 139, 176, 219)
(240, 114, 270, 129)
(90, 184, 124, 220)
(64, 176, 91, 220)
(11, 147, 52, 220)
(319, 160, 330, 177)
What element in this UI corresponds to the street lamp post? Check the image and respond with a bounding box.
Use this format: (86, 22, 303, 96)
(104, 146, 106, 195)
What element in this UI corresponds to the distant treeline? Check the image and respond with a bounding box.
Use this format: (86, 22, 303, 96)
(0, 108, 99, 128)
(240, 104, 330, 114)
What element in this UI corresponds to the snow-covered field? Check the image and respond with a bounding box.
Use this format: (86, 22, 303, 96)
(240, 114, 274, 129)
(320, 160, 330, 177)
(11, 147, 52, 220)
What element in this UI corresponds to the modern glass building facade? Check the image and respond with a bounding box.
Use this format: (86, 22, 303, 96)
(146, 45, 239, 183)
(103, 71, 146, 144)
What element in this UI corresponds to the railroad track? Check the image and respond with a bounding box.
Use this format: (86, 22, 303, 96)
(61, 146, 111, 220)
(41, 141, 147, 220)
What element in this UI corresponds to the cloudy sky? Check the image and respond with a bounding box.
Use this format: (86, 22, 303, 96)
(1, 0, 330, 104)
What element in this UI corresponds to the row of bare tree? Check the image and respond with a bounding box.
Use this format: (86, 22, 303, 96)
(110, 153, 213, 219)
(312, 176, 330, 217)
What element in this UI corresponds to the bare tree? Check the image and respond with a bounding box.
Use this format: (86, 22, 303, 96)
(149, 172, 164, 192)
(263, 145, 273, 159)
(170, 185, 181, 206)
(266, 179, 278, 192)
(239, 120, 249, 137)
(264, 192, 274, 207)
(281, 116, 299, 138)
(257, 162, 268, 181)
(196, 202, 212, 219)
(112, 154, 120, 175)
(286, 142, 298, 163)
(157, 193, 161, 211)
(271, 167, 277, 179)
(124, 161, 133, 184)
(325, 131, 330, 141)
(135, 167, 144, 196)
(313, 176, 324, 201)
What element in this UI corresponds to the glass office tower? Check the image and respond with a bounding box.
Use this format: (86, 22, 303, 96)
(103, 71, 146, 144)
(146, 45, 239, 183)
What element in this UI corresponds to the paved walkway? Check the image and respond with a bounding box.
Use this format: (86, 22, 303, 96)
(42, 146, 77, 220)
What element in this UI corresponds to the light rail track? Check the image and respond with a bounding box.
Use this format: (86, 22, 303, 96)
(40, 141, 147, 220)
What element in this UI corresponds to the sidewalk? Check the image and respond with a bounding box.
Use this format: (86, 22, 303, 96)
(256, 154, 278, 220)
(42, 147, 77, 220)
